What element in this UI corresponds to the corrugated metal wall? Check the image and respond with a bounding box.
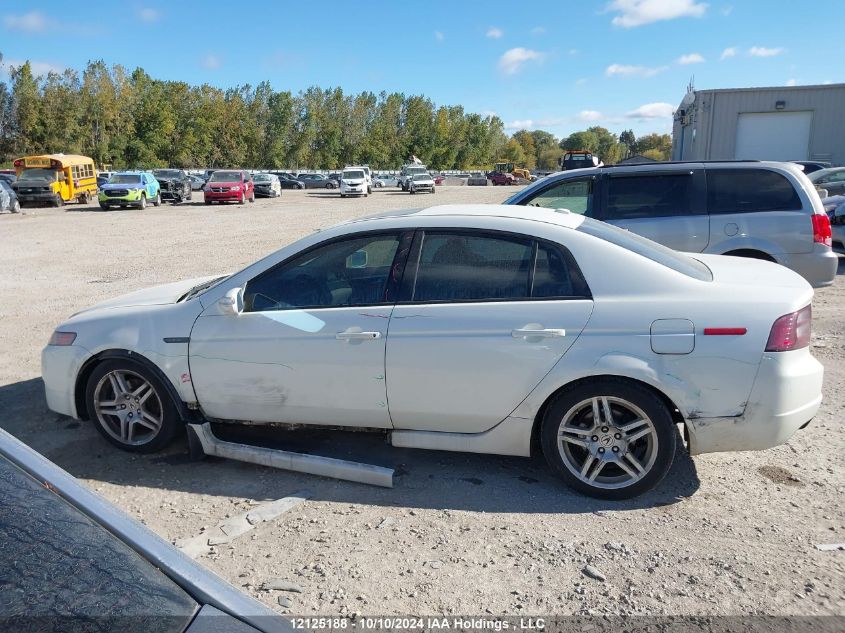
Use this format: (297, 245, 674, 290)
(672, 84, 845, 164)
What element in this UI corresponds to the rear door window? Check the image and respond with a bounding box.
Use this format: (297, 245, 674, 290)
(604, 173, 697, 220)
(405, 231, 590, 303)
(707, 169, 801, 214)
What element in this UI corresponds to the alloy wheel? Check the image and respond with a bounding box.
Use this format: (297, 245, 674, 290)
(557, 396, 658, 490)
(93, 369, 164, 446)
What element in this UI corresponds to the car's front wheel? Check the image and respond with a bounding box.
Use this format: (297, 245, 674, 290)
(540, 379, 676, 500)
(153, 192, 161, 206)
(85, 360, 181, 453)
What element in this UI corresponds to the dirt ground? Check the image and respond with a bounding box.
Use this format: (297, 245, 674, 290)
(0, 186, 843, 618)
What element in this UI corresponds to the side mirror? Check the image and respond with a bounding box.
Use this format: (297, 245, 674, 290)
(218, 287, 243, 316)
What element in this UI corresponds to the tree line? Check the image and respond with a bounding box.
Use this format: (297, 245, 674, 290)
(0, 55, 672, 170)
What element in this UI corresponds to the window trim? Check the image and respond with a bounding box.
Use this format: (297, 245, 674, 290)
(242, 229, 414, 313)
(397, 227, 592, 306)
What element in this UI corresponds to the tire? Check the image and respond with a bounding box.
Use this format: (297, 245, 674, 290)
(85, 359, 181, 453)
(540, 379, 676, 500)
(99, 203, 110, 210)
(410, 189, 416, 194)
(138, 194, 146, 210)
(249, 192, 255, 203)
(11, 199, 21, 213)
(153, 192, 161, 207)
(78, 192, 89, 204)
(238, 192, 245, 205)
(341, 193, 346, 198)
(204, 199, 212, 205)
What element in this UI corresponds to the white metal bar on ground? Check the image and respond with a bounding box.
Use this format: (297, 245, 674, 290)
(189, 423, 394, 488)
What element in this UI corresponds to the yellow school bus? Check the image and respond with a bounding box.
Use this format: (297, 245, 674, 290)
(13, 154, 98, 207)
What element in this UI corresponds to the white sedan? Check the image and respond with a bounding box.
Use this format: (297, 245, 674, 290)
(42, 205, 823, 499)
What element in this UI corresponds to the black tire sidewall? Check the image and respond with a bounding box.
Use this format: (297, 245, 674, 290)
(540, 379, 676, 500)
(85, 359, 181, 453)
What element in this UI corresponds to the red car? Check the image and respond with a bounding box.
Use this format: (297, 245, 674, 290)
(489, 171, 516, 185)
(433, 174, 445, 185)
(203, 170, 255, 205)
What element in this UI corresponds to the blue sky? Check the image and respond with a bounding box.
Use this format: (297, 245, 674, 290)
(2, 0, 843, 139)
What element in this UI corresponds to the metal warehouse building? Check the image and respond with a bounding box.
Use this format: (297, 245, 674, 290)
(671, 83, 845, 165)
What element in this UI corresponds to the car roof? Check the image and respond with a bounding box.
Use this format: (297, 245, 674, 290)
(349, 204, 584, 229)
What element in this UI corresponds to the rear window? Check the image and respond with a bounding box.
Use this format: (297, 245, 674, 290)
(707, 169, 801, 214)
(577, 218, 713, 281)
(605, 173, 696, 220)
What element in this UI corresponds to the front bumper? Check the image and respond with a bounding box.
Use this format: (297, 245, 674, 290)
(204, 190, 243, 201)
(254, 186, 278, 197)
(411, 185, 434, 192)
(687, 347, 823, 455)
(341, 185, 366, 195)
(16, 191, 60, 205)
(159, 188, 187, 201)
(99, 190, 143, 204)
(41, 344, 91, 419)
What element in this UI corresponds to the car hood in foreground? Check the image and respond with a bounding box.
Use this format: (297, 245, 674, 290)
(73, 276, 223, 315)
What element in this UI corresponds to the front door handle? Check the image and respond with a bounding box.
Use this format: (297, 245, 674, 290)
(512, 328, 566, 339)
(336, 330, 382, 341)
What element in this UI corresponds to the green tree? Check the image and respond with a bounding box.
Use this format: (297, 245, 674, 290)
(511, 130, 537, 169)
(633, 133, 672, 160)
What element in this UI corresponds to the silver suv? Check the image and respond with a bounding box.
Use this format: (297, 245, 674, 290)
(504, 161, 837, 287)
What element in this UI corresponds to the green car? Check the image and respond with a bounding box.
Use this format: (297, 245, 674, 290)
(98, 172, 162, 210)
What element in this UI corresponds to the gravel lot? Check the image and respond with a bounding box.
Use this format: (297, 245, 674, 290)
(0, 186, 843, 618)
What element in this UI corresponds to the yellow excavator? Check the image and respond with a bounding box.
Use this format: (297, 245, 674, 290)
(494, 161, 535, 182)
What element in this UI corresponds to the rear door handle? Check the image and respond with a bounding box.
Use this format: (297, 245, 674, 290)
(511, 328, 566, 338)
(336, 331, 382, 341)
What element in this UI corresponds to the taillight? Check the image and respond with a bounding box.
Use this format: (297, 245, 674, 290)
(812, 214, 832, 247)
(765, 305, 811, 352)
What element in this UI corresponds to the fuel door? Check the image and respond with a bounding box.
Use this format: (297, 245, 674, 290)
(651, 319, 695, 354)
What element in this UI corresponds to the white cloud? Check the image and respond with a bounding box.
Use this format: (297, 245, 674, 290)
(625, 102, 675, 119)
(139, 8, 160, 22)
(498, 48, 544, 75)
(530, 26, 546, 35)
(578, 110, 604, 122)
(823, 80, 833, 85)
(785, 79, 797, 86)
(606, 63, 668, 78)
(486, 27, 503, 38)
(720, 47, 737, 60)
(505, 119, 534, 130)
(677, 53, 705, 64)
(607, 0, 708, 28)
(202, 54, 221, 70)
(2, 59, 64, 76)
(434, 31, 444, 41)
(749, 46, 784, 57)
(3, 11, 49, 32)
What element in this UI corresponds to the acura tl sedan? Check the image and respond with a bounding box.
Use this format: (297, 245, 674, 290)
(41, 205, 823, 499)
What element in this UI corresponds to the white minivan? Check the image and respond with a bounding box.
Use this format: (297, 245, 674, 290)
(340, 168, 368, 198)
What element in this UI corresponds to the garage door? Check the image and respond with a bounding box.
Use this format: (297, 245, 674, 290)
(735, 111, 813, 161)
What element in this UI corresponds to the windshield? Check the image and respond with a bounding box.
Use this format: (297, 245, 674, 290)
(20, 168, 60, 181)
(343, 171, 364, 179)
(109, 174, 143, 184)
(209, 171, 242, 182)
(253, 174, 272, 182)
(153, 170, 182, 179)
(413, 174, 431, 181)
(406, 167, 426, 176)
(577, 217, 713, 281)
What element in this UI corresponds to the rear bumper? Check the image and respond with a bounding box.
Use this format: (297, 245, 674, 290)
(785, 245, 838, 288)
(687, 348, 823, 455)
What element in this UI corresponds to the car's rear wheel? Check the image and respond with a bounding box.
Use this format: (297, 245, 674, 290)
(540, 379, 676, 500)
(86, 360, 181, 453)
